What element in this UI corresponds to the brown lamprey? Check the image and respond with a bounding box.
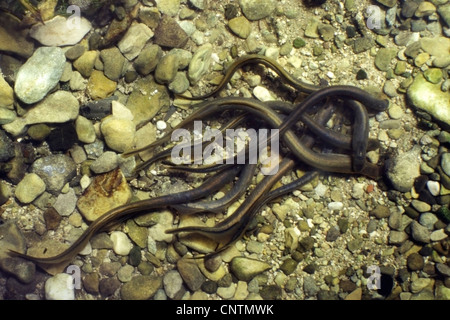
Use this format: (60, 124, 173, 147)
(8, 165, 243, 265)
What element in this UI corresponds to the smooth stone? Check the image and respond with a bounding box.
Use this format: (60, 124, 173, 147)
(0, 221, 26, 262)
(420, 37, 450, 58)
(153, 15, 189, 49)
(4, 91, 79, 136)
(438, 4, 450, 27)
(118, 22, 154, 61)
(53, 188, 77, 217)
(72, 50, 99, 78)
(110, 231, 133, 256)
(228, 16, 252, 39)
(442, 153, 450, 177)
(14, 47, 66, 104)
(410, 278, 431, 293)
(375, 47, 397, 71)
(411, 200, 432, 213)
(45, 273, 75, 300)
(188, 43, 213, 84)
(239, 0, 276, 21)
(0, 129, 14, 161)
(125, 220, 148, 248)
(168, 72, 190, 94)
(154, 53, 179, 84)
(29, 15, 91, 46)
(65, 45, 86, 60)
(163, 270, 184, 299)
(229, 256, 271, 281)
(156, 0, 180, 17)
(69, 71, 86, 91)
(90, 151, 119, 174)
(430, 229, 448, 241)
(126, 75, 170, 127)
(100, 46, 126, 81)
(410, 221, 431, 243)
(80, 96, 116, 120)
(134, 44, 162, 76)
(100, 116, 136, 153)
(388, 230, 409, 244)
(0, 256, 35, 284)
(0, 13, 34, 58)
(76, 168, 132, 221)
(147, 210, 174, 243)
(87, 70, 117, 100)
(386, 146, 421, 192)
(177, 258, 206, 291)
(423, 68, 442, 84)
(0, 73, 13, 108)
(120, 275, 161, 300)
(75, 115, 96, 144)
(407, 74, 450, 126)
(415, 1, 436, 17)
(31, 154, 77, 194)
(407, 252, 424, 271)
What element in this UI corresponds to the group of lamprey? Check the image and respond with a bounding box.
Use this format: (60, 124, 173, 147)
(10, 54, 390, 267)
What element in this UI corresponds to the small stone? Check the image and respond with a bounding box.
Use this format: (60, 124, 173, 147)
(423, 68, 442, 84)
(29, 15, 91, 47)
(45, 273, 75, 300)
(73, 50, 99, 78)
(386, 146, 421, 192)
(347, 238, 363, 253)
(260, 285, 282, 299)
(253, 86, 275, 101)
(65, 45, 86, 60)
(90, 151, 119, 174)
(293, 38, 306, 48)
(407, 252, 424, 271)
(83, 273, 100, 295)
(436, 263, 450, 277)
(229, 256, 271, 281)
(410, 278, 431, 293)
(99, 277, 121, 297)
(0, 73, 13, 108)
(318, 24, 335, 41)
(154, 53, 179, 84)
(411, 200, 432, 213)
(438, 4, 450, 28)
(120, 275, 161, 300)
(375, 47, 397, 71)
(76, 168, 132, 221)
(100, 46, 126, 81)
(239, 0, 276, 21)
(430, 229, 448, 242)
(163, 270, 184, 299)
(31, 154, 77, 195)
(14, 173, 46, 204)
(87, 70, 117, 100)
(388, 230, 408, 244)
(376, 0, 397, 8)
(110, 231, 133, 256)
(280, 258, 298, 275)
(134, 44, 162, 76)
(442, 153, 450, 177)
(370, 205, 391, 219)
(100, 116, 135, 153)
(118, 22, 154, 61)
(410, 221, 431, 243)
(415, 1, 436, 18)
(125, 219, 148, 248)
(228, 16, 252, 39)
(75, 116, 96, 144)
(53, 188, 77, 216)
(177, 258, 206, 291)
(153, 15, 188, 49)
(14, 47, 66, 104)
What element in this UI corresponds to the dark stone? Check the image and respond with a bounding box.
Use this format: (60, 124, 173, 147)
(298, 236, 315, 251)
(0, 130, 14, 162)
(224, 4, 239, 19)
(99, 276, 121, 297)
(47, 124, 78, 152)
(303, 263, 317, 274)
(259, 285, 282, 300)
(326, 226, 340, 242)
(153, 15, 189, 49)
(43, 207, 62, 230)
(80, 96, 117, 120)
(317, 290, 339, 300)
(407, 252, 424, 271)
(340, 279, 357, 292)
(356, 69, 368, 80)
(128, 246, 142, 267)
(201, 280, 218, 294)
(414, 175, 429, 193)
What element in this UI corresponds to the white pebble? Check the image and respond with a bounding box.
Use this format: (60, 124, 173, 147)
(253, 86, 275, 101)
(427, 180, 440, 196)
(314, 182, 328, 197)
(110, 231, 133, 255)
(156, 120, 167, 130)
(328, 201, 344, 211)
(45, 273, 75, 300)
(430, 229, 448, 242)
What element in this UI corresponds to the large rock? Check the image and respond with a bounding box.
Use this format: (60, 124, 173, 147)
(29, 15, 92, 47)
(14, 47, 66, 104)
(386, 146, 421, 192)
(407, 74, 450, 126)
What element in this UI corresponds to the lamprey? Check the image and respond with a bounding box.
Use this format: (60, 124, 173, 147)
(8, 165, 243, 265)
(176, 54, 321, 100)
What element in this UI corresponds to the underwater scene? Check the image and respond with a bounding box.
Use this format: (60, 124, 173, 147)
(0, 0, 449, 302)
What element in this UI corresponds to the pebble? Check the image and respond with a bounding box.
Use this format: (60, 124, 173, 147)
(53, 188, 77, 217)
(45, 273, 75, 300)
(430, 229, 448, 242)
(100, 277, 121, 297)
(253, 86, 275, 101)
(407, 252, 424, 271)
(410, 278, 431, 293)
(100, 46, 126, 81)
(77, 168, 132, 221)
(126, 220, 148, 248)
(240, 0, 276, 21)
(441, 153, 450, 176)
(411, 200, 431, 213)
(14, 47, 66, 104)
(90, 151, 119, 174)
(438, 4, 450, 28)
(163, 270, 184, 299)
(120, 275, 161, 300)
(389, 230, 409, 244)
(0, 73, 13, 108)
(134, 44, 162, 76)
(15, 173, 45, 203)
(229, 256, 271, 281)
(386, 146, 421, 192)
(110, 231, 133, 256)
(118, 22, 154, 61)
(0, 256, 35, 284)
(75, 115, 96, 144)
(100, 116, 136, 153)
(117, 265, 134, 282)
(87, 70, 117, 100)
(228, 16, 252, 39)
(31, 154, 77, 195)
(155, 53, 179, 84)
(72, 50, 99, 78)
(328, 201, 344, 211)
(177, 258, 206, 291)
(29, 15, 91, 47)
(410, 221, 431, 244)
(427, 180, 440, 196)
(407, 74, 450, 126)
(80, 96, 116, 120)
(153, 15, 189, 49)
(436, 263, 450, 277)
